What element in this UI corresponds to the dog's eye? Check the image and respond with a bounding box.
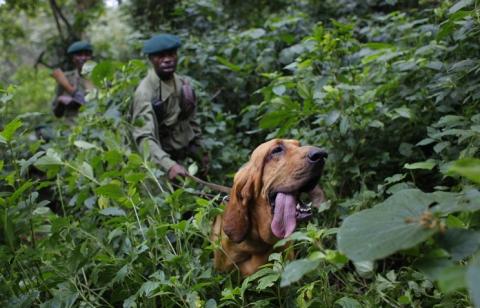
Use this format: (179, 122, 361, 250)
(271, 145, 284, 155)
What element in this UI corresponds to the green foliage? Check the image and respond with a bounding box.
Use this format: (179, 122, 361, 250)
(10, 66, 56, 114)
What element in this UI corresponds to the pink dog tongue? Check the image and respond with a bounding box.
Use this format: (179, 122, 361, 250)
(271, 193, 297, 238)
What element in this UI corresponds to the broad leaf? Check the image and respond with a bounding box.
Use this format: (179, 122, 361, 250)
(0, 118, 22, 142)
(404, 159, 436, 170)
(448, 158, 480, 184)
(95, 183, 124, 200)
(280, 258, 320, 287)
(437, 265, 467, 293)
(337, 189, 438, 261)
(437, 229, 480, 261)
(335, 297, 362, 308)
(467, 257, 480, 308)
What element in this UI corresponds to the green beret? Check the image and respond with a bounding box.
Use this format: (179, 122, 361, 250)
(67, 41, 93, 55)
(143, 34, 181, 55)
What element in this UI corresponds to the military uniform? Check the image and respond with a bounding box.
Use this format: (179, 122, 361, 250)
(132, 69, 201, 172)
(52, 41, 94, 119)
(52, 70, 94, 118)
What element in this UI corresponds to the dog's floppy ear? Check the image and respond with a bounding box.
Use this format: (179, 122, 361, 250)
(223, 145, 267, 243)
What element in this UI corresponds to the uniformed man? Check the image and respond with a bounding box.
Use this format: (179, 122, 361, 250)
(51, 41, 94, 119)
(131, 34, 205, 180)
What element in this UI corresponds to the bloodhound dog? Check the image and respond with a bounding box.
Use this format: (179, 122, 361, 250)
(212, 139, 327, 276)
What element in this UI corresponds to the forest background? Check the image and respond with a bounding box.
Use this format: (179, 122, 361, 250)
(1, 0, 480, 307)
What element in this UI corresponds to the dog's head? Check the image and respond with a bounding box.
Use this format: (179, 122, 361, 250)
(223, 139, 327, 244)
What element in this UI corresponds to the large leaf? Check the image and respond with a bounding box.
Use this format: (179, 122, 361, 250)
(95, 183, 124, 200)
(467, 256, 480, 308)
(432, 189, 480, 214)
(280, 258, 320, 287)
(335, 297, 362, 308)
(33, 149, 63, 171)
(90, 60, 121, 87)
(337, 189, 438, 261)
(437, 229, 480, 261)
(448, 158, 480, 184)
(0, 118, 22, 142)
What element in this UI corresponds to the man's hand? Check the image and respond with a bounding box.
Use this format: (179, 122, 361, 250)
(72, 90, 86, 105)
(168, 163, 189, 180)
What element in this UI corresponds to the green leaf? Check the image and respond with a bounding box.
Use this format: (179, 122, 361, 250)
(337, 189, 438, 261)
(280, 259, 320, 287)
(259, 110, 293, 129)
(79, 162, 94, 179)
(325, 110, 341, 126)
(139, 281, 160, 297)
(124, 172, 146, 184)
(448, 158, 480, 184)
(404, 159, 436, 170)
(95, 183, 124, 200)
(438, 229, 480, 261)
(339, 116, 349, 135)
(364, 42, 396, 50)
(437, 265, 467, 293)
(8, 180, 33, 203)
(467, 257, 480, 308)
(353, 261, 375, 278)
(188, 162, 198, 176)
(448, 0, 473, 15)
(394, 107, 412, 119)
(335, 297, 362, 308)
(99, 207, 126, 216)
(256, 273, 280, 290)
(216, 56, 242, 72)
(0, 118, 22, 142)
(90, 60, 120, 87)
(74, 140, 98, 150)
(272, 85, 286, 96)
(240, 28, 266, 39)
(205, 299, 217, 308)
(34, 149, 63, 168)
(1, 208, 16, 250)
(431, 189, 480, 214)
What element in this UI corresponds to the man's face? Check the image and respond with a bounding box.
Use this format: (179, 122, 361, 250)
(149, 49, 178, 79)
(72, 51, 92, 72)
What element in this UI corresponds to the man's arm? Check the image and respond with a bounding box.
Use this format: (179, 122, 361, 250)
(52, 69, 76, 94)
(131, 90, 182, 175)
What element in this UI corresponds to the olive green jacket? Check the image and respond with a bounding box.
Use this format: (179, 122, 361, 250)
(131, 69, 201, 172)
(52, 69, 93, 118)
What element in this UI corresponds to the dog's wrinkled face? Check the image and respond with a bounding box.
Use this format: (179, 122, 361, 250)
(223, 139, 327, 244)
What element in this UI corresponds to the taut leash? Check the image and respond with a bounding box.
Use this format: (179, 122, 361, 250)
(187, 174, 232, 194)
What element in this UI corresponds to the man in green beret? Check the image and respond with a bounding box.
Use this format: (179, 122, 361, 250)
(51, 40, 95, 119)
(131, 34, 206, 180)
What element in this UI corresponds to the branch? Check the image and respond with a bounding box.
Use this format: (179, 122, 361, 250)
(49, 0, 65, 43)
(34, 51, 54, 70)
(49, 0, 76, 40)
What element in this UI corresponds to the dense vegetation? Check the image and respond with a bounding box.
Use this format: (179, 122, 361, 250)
(1, 0, 479, 306)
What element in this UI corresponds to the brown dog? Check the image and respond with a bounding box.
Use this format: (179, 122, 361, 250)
(212, 139, 327, 276)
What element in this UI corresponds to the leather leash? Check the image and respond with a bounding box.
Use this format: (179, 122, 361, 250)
(187, 174, 232, 194)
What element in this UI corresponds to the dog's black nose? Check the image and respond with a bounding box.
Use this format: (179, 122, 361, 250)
(308, 149, 328, 163)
